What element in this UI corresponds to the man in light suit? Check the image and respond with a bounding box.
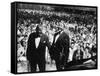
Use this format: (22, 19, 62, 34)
(26, 25, 50, 72)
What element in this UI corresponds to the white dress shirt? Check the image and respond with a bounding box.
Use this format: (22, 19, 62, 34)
(54, 31, 63, 43)
(55, 34, 60, 43)
(35, 37, 41, 48)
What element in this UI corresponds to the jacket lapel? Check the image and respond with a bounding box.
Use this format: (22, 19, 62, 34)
(37, 35, 44, 48)
(56, 32, 64, 43)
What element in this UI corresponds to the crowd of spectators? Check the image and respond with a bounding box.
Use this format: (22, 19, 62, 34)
(17, 9, 97, 63)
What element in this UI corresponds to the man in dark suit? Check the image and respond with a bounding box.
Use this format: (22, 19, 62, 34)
(26, 25, 50, 72)
(50, 27, 70, 70)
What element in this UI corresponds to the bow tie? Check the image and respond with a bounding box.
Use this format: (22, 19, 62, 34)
(36, 34, 41, 38)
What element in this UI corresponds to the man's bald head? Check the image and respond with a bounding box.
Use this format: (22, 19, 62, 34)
(36, 25, 42, 36)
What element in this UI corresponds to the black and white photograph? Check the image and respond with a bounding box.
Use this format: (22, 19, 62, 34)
(11, 2, 97, 74)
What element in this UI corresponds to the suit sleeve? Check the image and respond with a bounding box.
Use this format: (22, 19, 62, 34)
(46, 35, 51, 51)
(26, 33, 33, 59)
(63, 33, 70, 62)
(27, 33, 33, 48)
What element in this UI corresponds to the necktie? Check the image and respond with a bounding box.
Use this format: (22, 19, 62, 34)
(52, 35, 56, 45)
(52, 30, 62, 45)
(52, 32, 59, 45)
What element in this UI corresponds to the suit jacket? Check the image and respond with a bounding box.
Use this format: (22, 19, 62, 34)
(50, 31, 70, 60)
(26, 32, 50, 61)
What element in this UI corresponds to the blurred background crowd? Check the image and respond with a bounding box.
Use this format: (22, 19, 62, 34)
(17, 5, 97, 72)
